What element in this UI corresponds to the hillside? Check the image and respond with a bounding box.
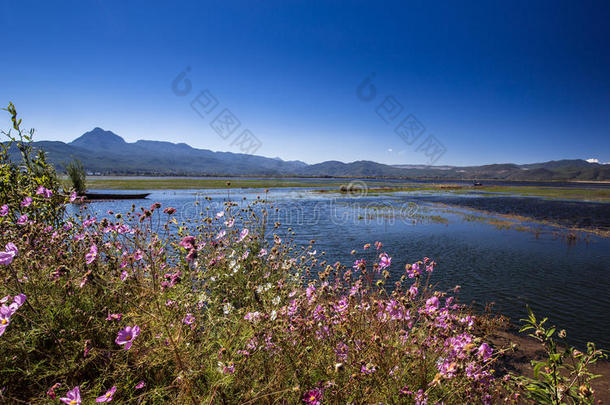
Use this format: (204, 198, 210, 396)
(6, 128, 610, 180)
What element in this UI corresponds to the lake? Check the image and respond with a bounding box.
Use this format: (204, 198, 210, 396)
(71, 185, 610, 349)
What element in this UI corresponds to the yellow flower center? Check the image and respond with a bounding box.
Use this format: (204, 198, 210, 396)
(126, 335, 132, 340)
(106, 392, 112, 397)
(1, 319, 7, 325)
(70, 401, 77, 405)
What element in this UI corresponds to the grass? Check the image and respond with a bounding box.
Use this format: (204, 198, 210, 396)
(62, 176, 610, 203)
(324, 183, 610, 202)
(63, 177, 344, 190)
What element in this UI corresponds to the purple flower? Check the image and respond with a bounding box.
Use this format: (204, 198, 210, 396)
(477, 342, 493, 361)
(11, 293, 26, 310)
(115, 325, 141, 350)
(0, 204, 8, 217)
(378, 253, 391, 271)
(303, 387, 323, 405)
(333, 297, 349, 314)
(135, 381, 145, 389)
(0, 243, 18, 265)
(96, 386, 116, 402)
(69, 192, 78, 202)
(85, 244, 98, 264)
(0, 305, 14, 336)
(60, 386, 81, 405)
(36, 186, 53, 198)
(361, 363, 377, 375)
(424, 296, 440, 314)
(17, 214, 28, 225)
(183, 313, 195, 325)
(21, 196, 33, 207)
(133, 249, 143, 261)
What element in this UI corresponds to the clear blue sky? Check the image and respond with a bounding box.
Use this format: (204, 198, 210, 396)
(1, 0, 609, 166)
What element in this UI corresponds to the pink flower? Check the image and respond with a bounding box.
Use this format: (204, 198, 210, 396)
(115, 325, 140, 350)
(21, 196, 33, 207)
(96, 386, 116, 402)
(179, 236, 196, 249)
(238, 228, 249, 242)
(47, 383, 61, 399)
(17, 214, 28, 225)
(60, 386, 81, 405)
(216, 211, 224, 218)
(106, 313, 122, 321)
(85, 244, 98, 264)
(163, 207, 176, 215)
(135, 381, 145, 389)
(133, 250, 143, 261)
(303, 387, 323, 405)
(378, 253, 391, 270)
(258, 248, 267, 257)
(0, 204, 8, 216)
(215, 230, 226, 240)
(69, 192, 78, 202)
(353, 258, 366, 270)
(374, 241, 382, 250)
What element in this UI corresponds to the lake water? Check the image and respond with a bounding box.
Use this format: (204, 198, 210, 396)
(72, 186, 610, 349)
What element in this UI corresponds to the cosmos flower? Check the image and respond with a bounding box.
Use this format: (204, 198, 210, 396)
(378, 253, 391, 270)
(36, 186, 53, 197)
(179, 236, 196, 249)
(183, 313, 195, 325)
(17, 215, 28, 225)
(0, 243, 18, 265)
(21, 196, 33, 207)
(96, 386, 116, 402)
(115, 325, 141, 350)
(59, 386, 81, 405)
(0, 305, 14, 336)
(302, 387, 323, 405)
(85, 244, 98, 264)
(238, 228, 249, 242)
(69, 192, 78, 202)
(163, 207, 176, 215)
(477, 342, 493, 361)
(135, 381, 145, 389)
(0, 204, 8, 216)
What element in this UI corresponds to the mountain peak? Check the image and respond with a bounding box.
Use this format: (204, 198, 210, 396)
(70, 128, 126, 151)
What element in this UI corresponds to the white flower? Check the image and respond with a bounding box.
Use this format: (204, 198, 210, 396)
(223, 302, 233, 314)
(270, 310, 277, 321)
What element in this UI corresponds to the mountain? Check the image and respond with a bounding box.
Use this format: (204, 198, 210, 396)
(6, 128, 610, 180)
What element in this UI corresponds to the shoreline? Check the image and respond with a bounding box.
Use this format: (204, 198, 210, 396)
(493, 327, 610, 402)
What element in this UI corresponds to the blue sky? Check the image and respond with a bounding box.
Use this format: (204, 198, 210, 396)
(1, 0, 609, 166)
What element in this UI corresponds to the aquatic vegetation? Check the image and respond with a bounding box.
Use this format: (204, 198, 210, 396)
(0, 106, 606, 403)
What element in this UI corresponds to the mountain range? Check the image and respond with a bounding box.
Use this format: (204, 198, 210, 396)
(7, 127, 610, 181)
